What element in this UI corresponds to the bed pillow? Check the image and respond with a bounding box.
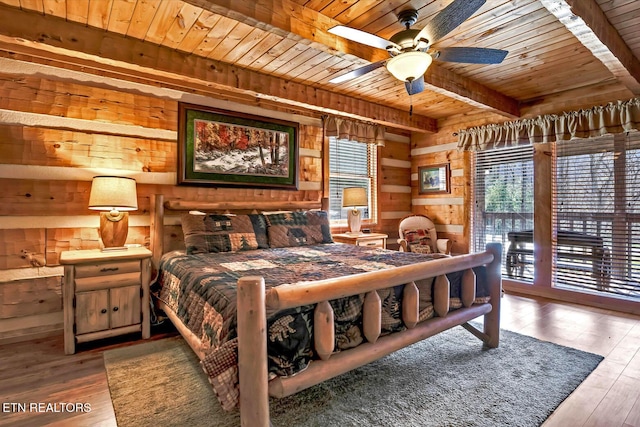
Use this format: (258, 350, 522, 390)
(181, 213, 268, 254)
(265, 210, 333, 248)
(404, 229, 433, 254)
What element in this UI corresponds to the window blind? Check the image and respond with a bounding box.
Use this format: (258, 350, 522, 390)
(554, 132, 640, 298)
(473, 145, 534, 280)
(329, 137, 377, 223)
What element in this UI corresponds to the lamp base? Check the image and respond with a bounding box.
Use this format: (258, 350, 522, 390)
(347, 209, 362, 234)
(99, 211, 129, 249)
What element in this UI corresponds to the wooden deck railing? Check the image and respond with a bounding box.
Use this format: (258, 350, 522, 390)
(479, 211, 640, 295)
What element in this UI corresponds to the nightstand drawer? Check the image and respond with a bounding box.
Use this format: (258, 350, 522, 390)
(332, 232, 388, 249)
(356, 238, 385, 248)
(74, 260, 141, 278)
(75, 272, 141, 292)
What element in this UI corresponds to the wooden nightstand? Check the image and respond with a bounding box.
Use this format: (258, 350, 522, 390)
(332, 232, 388, 249)
(60, 246, 152, 355)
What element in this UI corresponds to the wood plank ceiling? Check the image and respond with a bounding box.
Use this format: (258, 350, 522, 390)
(0, 0, 639, 133)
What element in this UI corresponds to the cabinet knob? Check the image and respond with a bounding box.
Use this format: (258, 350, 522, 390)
(100, 267, 119, 272)
(101, 309, 107, 314)
(113, 306, 119, 312)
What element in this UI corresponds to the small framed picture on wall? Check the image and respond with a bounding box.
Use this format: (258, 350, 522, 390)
(418, 163, 450, 194)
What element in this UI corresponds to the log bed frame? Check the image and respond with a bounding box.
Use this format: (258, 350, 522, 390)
(150, 194, 502, 427)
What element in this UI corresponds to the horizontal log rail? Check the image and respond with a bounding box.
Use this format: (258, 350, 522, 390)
(265, 251, 494, 310)
(164, 199, 324, 212)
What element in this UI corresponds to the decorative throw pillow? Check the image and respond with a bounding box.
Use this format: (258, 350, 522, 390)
(265, 210, 333, 248)
(181, 213, 268, 254)
(410, 244, 433, 254)
(404, 228, 433, 254)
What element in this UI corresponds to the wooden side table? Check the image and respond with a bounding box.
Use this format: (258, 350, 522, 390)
(332, 232, 388, 249)
(60, 246, 152, 354)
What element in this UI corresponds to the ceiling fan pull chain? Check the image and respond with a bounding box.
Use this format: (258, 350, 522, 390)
(409, 87, 413, 117)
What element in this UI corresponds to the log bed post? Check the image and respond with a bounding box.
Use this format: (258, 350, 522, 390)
(237, 276, 270, 427)
(150, 194, 164, 270)
(484, 242, 503, 348)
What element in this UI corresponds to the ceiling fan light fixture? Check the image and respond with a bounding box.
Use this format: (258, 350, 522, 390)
(386, 51, 433, 82)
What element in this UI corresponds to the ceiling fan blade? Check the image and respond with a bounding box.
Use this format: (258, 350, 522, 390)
(436, 47, 508, 64)
(405, 75, 425, 96)
(328, 60, 387, 84)
(328, 25, 400, 51)
(414, 0, 486, 45)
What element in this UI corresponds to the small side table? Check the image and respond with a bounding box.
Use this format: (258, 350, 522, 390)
(332, 232, 388, 249)
(60, 246, 152, 354)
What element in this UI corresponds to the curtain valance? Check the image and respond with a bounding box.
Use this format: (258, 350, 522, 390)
(324, 115, 386, 146)
(457, 97, 640, 151)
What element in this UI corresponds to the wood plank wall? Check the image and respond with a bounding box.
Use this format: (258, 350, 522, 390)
(378, 137, 412, 244)
(0, 57, 411, 343)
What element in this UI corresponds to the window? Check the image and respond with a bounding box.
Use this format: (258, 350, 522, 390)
(328, 137, 377, 224)
(554, 132, 640, 298)
(472, 145, 534, 280)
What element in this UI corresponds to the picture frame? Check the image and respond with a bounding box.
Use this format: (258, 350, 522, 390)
(178, 103, 298, 189)
(418, 163, 451, 194)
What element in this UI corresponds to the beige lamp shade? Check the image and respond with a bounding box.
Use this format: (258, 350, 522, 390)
(89, 176, 137, 249)
(342, 187, 368, 208)
(89, 176, 138, 211)
(386, 51, 433, 82)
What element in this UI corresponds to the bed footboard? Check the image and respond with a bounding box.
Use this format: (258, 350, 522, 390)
(237, 243, 502, 427)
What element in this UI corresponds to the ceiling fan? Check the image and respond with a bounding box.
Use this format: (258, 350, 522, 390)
(328, 0, 508, 96)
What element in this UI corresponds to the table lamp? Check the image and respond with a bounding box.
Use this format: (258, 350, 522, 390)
(88, 176, 138, 250)
(342, 187, 367, 234)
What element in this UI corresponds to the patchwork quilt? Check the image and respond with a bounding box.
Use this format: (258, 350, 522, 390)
(157, 243, 490, 410)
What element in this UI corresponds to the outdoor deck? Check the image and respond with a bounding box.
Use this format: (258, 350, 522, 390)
(477, 212, 639, 298)
(506, 230, 610, 288)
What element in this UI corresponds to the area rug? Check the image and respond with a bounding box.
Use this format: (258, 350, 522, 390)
(104, 326, 603, 427)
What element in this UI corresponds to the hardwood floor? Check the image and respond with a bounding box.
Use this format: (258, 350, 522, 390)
(0, 293, 639, 426)
(502, 294, 640, 427)
(0, 324, 178, 427)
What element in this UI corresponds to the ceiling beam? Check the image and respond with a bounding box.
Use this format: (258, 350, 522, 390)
(0, 4, 436, 134)
(424, 65, 521, 119)
(185, 0, 521, 118)
(540, 0, 640, 95)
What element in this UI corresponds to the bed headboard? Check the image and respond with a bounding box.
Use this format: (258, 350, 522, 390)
(149, 194, 329, 268)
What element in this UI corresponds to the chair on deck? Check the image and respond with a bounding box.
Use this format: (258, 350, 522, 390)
(397, 215, 452, 255)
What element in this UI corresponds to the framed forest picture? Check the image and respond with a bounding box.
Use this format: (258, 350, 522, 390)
(178, 103, 298, 189)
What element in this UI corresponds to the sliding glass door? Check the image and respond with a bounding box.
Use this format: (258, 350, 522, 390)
(554, 132, 640, 299)
(473, 145, 534, 281)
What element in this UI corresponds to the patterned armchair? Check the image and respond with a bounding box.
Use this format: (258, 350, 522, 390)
(397, 215, 452, 255)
